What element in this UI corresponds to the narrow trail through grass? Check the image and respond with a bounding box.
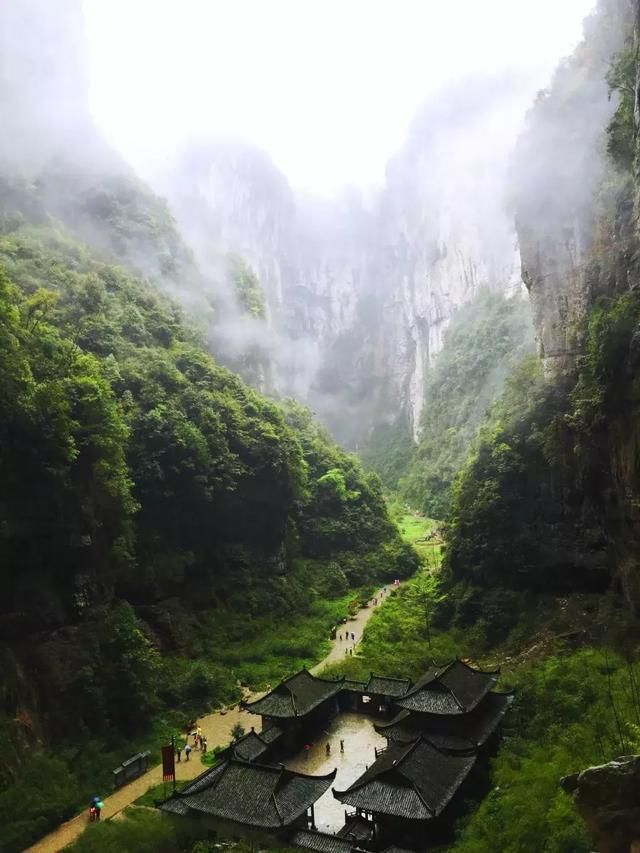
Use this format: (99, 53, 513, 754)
(25, 583, 396, 853)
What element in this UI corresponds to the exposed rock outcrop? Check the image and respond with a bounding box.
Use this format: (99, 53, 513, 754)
(156, 76, 532, 446)
(513, 0, 633, 376)
(563, 756, 640, 853)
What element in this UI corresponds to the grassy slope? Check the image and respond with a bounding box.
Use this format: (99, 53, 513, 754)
(322, 562, 640, 852)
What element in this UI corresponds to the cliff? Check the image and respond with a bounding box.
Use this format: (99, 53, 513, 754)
(513, 0, 633, 374)
(156, 75, 532, 448)
(445, 0, 640, 612)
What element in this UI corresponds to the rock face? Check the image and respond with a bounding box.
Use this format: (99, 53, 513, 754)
(563, 756, 640, 853)
(157, 76, 531, 446)
(513, 0, 632, 376)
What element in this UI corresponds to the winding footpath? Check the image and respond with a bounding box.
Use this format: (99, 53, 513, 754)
(25, 584, 395, 853)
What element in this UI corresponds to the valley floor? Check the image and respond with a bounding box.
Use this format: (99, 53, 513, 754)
(25, 583, 396, 853)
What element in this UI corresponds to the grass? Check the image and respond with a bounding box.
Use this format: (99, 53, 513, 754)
(5, 583, 376, 853)
(134, 780, 189, 807)
(19, 525, 414, 853)
(67, 806, 297, 853)
(397, 512, 441, 567)
(321, 562, 640, 853)
(161, 586, 375, 697)
(385, 493, 441, 567)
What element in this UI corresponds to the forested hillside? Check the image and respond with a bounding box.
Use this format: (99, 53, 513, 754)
(443, 0, 640, 616)
(398, 290, 534, 516)
(6, 0, 640, 851)
(0, 222, 414, 852)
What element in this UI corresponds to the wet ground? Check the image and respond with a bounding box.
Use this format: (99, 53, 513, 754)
(26, 583, 395, 852)
(286, 712, 386, 833)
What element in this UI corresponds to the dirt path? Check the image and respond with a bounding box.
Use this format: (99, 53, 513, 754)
(25, 583, 395, 853)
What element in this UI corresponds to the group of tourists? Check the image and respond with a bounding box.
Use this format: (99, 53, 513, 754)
(371, 580, 400, 607)
(338, 629, 357, 656)
(338, 630, 356, 643)
(304, 739, 346, 758)
(88, 795, 104, 822)
(176, 723, 207, 761)
(324, 739, 345, 756)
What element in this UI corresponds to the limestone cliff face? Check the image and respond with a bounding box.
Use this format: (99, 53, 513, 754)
(514, 0, 632, 375)
(159, 77, 530, 445)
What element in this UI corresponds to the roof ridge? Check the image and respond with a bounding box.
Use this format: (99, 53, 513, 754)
(368, 672, 411, 683)
(229, 756, 281, 772)
(271, 765, 286, 823)
(393, 737, 437, 817)
(438, 678, 466, 711)
(283, 681, 298, 716)
(455, 657, 501, 675)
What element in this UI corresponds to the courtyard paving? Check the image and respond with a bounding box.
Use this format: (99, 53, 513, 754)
(286, 711, 386, 833)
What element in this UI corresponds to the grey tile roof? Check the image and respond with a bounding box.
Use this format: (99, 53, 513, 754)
(395, 660, 499, 715)
(159, 758, 336, 829)
(336, 815, 374, 841)
(260, 724, 284, 744)
(342, 679, 367, 692)
(439, 660, 499, 710)
(365, 674, 412, 698)
(333, 737, 476, 819)
(158, 796, 189, 815)
(292, 829, 354, 853)
(244, 669, 344, 718)
(377, 692, 514, 751)
(228, 725, 284, 761)
(233, 731, 269, 762)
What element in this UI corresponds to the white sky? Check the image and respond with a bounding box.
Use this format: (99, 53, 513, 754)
(83, 0, 596, 194)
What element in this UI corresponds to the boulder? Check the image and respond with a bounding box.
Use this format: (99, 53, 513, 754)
(562, 755, 640, 853)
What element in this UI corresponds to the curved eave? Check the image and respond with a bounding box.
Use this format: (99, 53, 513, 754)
(291, 767, 338, 783)
(331, 788, 433, 821)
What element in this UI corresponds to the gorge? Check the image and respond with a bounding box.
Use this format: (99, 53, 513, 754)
(3, 0, 640, 852)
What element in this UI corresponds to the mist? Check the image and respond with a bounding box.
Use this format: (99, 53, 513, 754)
(83, 0, 595, 195)
(0, 0, 616, 449)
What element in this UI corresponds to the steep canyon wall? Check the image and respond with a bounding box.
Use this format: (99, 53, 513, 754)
(156, 77, 531, 446)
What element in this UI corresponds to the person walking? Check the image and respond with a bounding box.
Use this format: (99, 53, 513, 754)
(339, 633, 342, 641)
(340, 739, 344, 753)
(176, 743, 182, 762)
(185, 743, 192, 762)
(89, 796, 103, 822)
(325, 742, 331, 756)
(202, 737, 208, 754)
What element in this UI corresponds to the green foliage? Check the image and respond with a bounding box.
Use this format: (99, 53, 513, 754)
(0, 223, 412, 850)
(227, 253, 266, 319)
(606, 41, 636, 171)
(66, 807, 188, 853)
(134, 781, 189, 807)
(67, 805, 296, 853)
(400, 290, 534, 519)
(231, 723, 246, 742)
(447, 283, 640, 594)
(359, 419, 415, 490)
(451, 648, 640, 853)
(323, 567, 640, 853)
(0, 753, 82, 852)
